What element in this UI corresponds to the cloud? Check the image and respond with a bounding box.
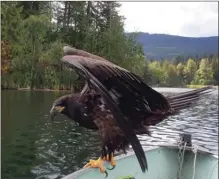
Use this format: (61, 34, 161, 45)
(118, 2, 218, 37)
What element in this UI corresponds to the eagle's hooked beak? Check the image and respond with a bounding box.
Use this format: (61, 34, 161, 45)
(49, 105, 65, 120)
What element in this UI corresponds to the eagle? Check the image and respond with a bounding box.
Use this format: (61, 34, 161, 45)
(49, 46, 212, 177)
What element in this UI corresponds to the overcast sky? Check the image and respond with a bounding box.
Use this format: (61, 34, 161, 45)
(118, 2, 218, 37)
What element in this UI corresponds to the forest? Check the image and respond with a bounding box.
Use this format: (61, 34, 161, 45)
(1, 1, 218, 91)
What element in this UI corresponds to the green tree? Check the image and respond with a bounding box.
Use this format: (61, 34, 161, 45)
(17, 1, 52, 19)
(12, 15, 51, 89)
(1, 2, 23, 88)
(210, 58, 219, 85)
(193, 58, 214, 85)
(185, 58, 197, 84)
(166, 64, 178, 86)
(142, 60, 151, 83)
(176, 63, 186, 86)
(148, 61, 167, 86)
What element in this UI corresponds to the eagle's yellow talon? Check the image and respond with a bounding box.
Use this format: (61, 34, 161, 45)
(107, 153, 116, 170)
(83, 158, 108, 177)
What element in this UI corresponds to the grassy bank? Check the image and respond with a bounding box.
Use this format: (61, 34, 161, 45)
(2, 85, 217, 92)
(18, 88, 71, 92)
(186, 85, 218, 89)
(1, 87, 72, 92)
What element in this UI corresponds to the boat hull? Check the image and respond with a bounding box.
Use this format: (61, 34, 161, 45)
(62, 145, 218, 179)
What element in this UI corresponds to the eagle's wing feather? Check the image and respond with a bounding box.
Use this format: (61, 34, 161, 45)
(62, 55, 172, 119)
(61, 55, 148, 172)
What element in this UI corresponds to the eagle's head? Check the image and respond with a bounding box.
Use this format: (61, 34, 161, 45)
(49, 94, 77, 120)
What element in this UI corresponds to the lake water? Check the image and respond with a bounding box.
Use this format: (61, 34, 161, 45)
(1, 88, 218, 179)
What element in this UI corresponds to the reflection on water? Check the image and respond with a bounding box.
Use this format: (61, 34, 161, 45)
(1, 88, 218, 179)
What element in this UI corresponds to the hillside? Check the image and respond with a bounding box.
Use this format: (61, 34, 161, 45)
(131, 32, 218, 60)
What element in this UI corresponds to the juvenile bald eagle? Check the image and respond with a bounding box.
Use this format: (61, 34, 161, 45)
(50, 46, 212, 177)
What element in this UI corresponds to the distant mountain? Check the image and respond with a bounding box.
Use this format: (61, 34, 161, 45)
(128, 32, 218, 60)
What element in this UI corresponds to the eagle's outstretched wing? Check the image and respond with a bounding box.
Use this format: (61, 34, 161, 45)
(61, 52, 148, 172)
(60, 46, 174, 172)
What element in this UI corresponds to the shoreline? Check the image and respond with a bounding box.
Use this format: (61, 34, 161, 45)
(1, 85, 218, 92)
(186, 85, 218, 89)
(1, 87, 72, 92)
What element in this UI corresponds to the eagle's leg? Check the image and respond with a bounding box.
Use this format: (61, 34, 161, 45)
(83, 157, 108, 178)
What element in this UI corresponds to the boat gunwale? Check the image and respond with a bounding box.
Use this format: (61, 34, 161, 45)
(62, 144, 218, 179)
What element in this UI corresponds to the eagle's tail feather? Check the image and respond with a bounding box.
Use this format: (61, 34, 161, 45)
(168, 86, 213, 112)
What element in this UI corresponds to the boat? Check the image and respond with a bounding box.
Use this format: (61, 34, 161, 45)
(62, 134, 218, 179)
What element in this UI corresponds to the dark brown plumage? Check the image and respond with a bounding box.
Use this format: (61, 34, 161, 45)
(50, 46, 213, 175)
